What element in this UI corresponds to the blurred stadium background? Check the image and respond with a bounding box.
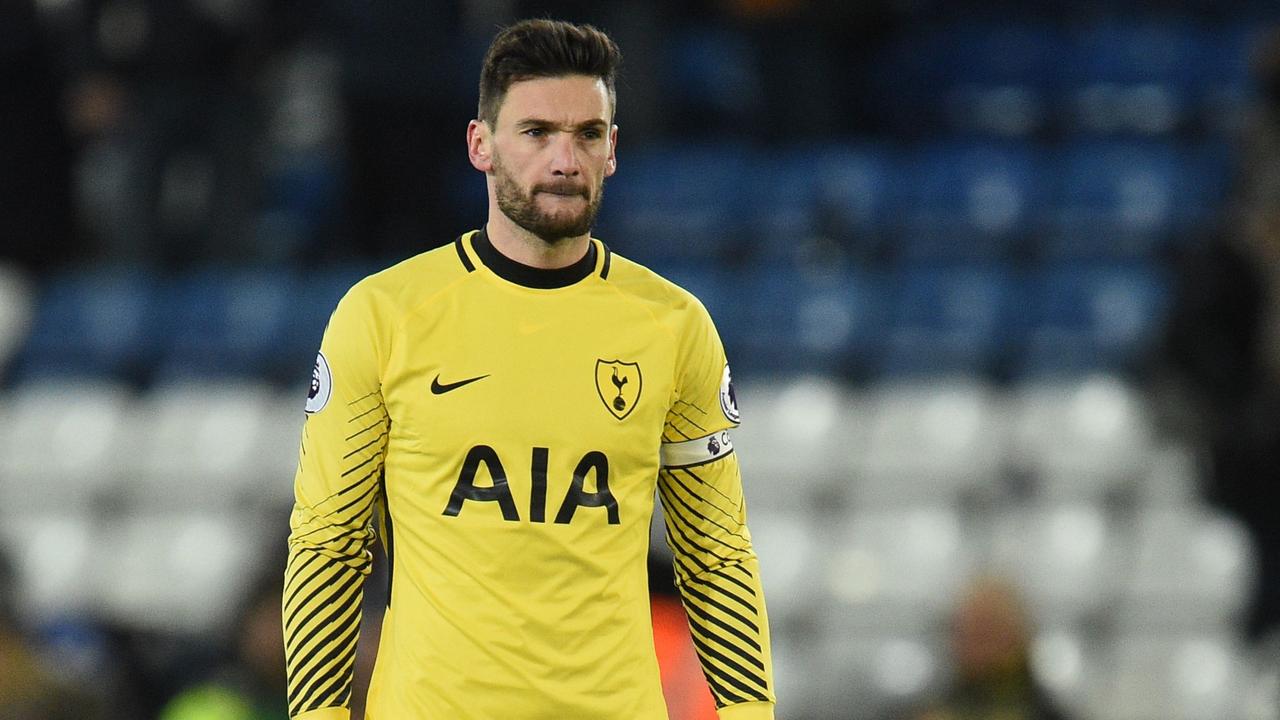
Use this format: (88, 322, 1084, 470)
(4, 0, 1280, 718)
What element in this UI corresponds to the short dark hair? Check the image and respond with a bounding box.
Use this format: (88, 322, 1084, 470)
(477, 19, 621, 125)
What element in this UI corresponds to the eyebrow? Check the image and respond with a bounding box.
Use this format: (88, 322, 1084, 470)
(514, 118, 609, 131)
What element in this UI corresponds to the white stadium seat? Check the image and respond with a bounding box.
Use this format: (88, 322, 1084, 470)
(854, 378, 1007, 505)
(823, 506, 976, 630)
(91, 510, 276, 635)
(733, 375, 866, 512)
(0, 512, 96, 624)
(1089, 633, 1249, 720)
(0, 380, 133, 510)
(984, 503, 1121, 626)
(1117, 507, 1256, 631)
(122, 381, 278, 507)
(1009, 375, 1155, 501)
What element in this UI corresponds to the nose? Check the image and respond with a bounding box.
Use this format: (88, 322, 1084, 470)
(549, 134, 581, 177)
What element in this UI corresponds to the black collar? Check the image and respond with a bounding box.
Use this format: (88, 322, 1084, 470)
(471, 227, 598, 289)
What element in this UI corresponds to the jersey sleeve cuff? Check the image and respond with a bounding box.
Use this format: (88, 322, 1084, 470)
(291, 708, 350, 720)
(718, 701, 775, 720)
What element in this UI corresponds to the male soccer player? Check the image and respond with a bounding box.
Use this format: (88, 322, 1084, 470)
(282, 19, 776, 720)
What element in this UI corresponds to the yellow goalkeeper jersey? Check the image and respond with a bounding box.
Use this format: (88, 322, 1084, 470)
(283, 229, 775, 720)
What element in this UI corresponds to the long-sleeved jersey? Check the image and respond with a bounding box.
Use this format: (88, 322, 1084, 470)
(283, 229, 775, 719)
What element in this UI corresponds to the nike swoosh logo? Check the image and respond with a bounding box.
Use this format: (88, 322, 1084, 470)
(431, 374, 490, 395)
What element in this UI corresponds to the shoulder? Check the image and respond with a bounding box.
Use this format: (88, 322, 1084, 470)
(602, 249, 712, 328)
(340, 238, 472, 317)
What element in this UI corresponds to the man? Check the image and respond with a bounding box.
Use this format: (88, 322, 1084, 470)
(282, 19, 775, 720)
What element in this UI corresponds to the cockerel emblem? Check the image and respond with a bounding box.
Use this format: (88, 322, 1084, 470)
(595, 359, 642, 420)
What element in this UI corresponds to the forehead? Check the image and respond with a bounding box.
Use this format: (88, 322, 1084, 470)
(495, 74, 612, 128)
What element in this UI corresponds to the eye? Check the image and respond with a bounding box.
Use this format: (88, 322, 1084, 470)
(581, 128, 603, 140)
(523, 127, 546, 138)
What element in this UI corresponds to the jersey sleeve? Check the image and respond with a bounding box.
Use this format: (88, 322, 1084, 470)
(283, 283, 390, 720)
(658, 300, 776, 718)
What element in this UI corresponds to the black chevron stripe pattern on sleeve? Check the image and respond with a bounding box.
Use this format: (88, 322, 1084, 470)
(284, 392, 389, 717)
(658, 459, 774, 708)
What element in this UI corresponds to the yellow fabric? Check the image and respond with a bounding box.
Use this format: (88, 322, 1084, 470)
(719, 701, 777, 720)
(290, 709, 348, 720)
(284, 231, 774, 719)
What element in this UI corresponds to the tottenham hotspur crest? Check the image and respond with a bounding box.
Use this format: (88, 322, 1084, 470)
(595, 359, 642, 420)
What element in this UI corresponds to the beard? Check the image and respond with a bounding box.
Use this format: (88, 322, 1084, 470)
(491, 153, 604, 245)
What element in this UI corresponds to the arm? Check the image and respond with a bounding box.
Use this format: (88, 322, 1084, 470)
(283, 286, 390, 720)
(658, 451, 776, 720)
(659, 302, 776, 719)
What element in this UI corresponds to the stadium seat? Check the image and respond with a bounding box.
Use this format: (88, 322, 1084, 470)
(0, 379, 133, 510)
(256, 390, 309, 508)
(12, 268, 162, 385)
(595, 144, 752, 264)
(0, 512, 96, 624)
(736, 264, 887, 376)
(658, 26, 763, 131)
(1018, 263, 1172, 377)
(92, 510, 277, 635)
(806, 629, 946, 719)
(985, 504, 1120, 625)
(280, 263, 377, 383)
(897, 142, 1045, 261)
(747, 511, 826, 626)
(854, 379, 1007, 505)
(1117, 507, 1256, 632)
(1060, 22, 1202, 135)
(939, 23, 1064, 136)
(151, 268, 297, 383)
(1045, 141, 1227, 258)
(823, 506, 976, 630)
(732, 376, 865, 511)
(1029, 629, 1104, 717)
(751, 143, 900, 261)
(1089, 633, 1249, 720)
(124, 380, 281, 508)
(879, 263, 1023, 377)
(1007, 375, 1156, 501)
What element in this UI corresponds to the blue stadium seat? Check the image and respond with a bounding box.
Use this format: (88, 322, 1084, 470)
(1060, 22, 1203, 135)
(870, 23, 1064, 137)
(879, 264, 1022, 377)
(1046, 141, 1228, 258)
(1017, 263, 1172, 377)
(658, 26, 763, 128)
(734, 264, 886, 377)
(940, 23, 1065, 137)
(749, 143, 900, 261)
(151, 269, 297, 383)
(898, 141, 1045, 261)
(596, 144, 753, 264)
(12, 269, 161, 385)
(1195, 22, 1266, 134)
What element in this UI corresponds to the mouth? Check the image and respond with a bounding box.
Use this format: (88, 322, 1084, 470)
(536, 185, 588, 198)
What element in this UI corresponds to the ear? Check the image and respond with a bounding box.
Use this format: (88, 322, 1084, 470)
(467, 119, 493, 172)
(604, 124, 619, 178)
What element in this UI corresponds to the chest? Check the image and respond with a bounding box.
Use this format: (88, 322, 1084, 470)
(380, 286, 678, 469)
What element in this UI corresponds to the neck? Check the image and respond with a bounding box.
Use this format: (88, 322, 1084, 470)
(484, 210, 590, 269)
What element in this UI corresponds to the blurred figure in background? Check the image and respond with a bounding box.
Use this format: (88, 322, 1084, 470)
(1164, 22, 1280, 640)
(0, 550, 103, 719)
(158, 575, 288, 720)
(907, 577, 1069, 720)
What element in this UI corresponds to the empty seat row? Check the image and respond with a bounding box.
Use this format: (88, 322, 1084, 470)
(3, 260, 1178, 386)
(597, 139, 1231, 264)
